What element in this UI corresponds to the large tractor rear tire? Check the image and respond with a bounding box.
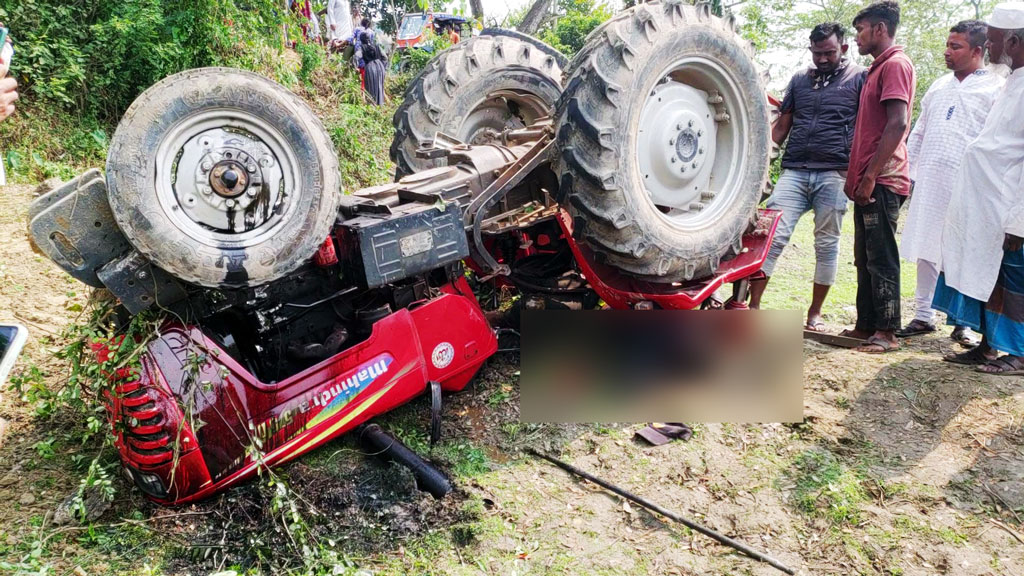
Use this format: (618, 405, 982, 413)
(554, 1, 770, 282)
(390, 34, 565, 179)
(106, 67, 341, 289)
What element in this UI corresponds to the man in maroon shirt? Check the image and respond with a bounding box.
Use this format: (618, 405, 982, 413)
(841, 0, 916, 353)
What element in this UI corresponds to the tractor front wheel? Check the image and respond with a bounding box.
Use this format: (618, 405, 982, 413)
(554, 1, 771, 282)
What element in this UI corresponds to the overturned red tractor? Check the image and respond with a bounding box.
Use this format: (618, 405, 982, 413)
(29, 2, 778, 505)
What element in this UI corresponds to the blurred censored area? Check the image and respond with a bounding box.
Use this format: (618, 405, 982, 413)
(521, 310, 803, 423)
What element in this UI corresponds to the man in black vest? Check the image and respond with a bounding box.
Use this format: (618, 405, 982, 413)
(749, 23, 867, 331)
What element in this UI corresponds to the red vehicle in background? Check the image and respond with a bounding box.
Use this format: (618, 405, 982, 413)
(394, 12, 470, 50)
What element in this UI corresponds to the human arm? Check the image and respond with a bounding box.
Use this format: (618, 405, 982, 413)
(905, 91, 931, 183)
(1003, 164, 1024, 251)
(772, 112, 793, 146)
(772, 76, 798, 146)
(853, 99, 908, 205)
(326, 0, 337, 30)
(854, 59, 913, 205)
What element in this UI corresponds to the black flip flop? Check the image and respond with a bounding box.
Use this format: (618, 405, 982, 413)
(943, 347, 993, 365)
(896, 319, 937, 338)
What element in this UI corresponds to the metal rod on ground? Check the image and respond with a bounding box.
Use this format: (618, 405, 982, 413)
(529, 448, 796, 575)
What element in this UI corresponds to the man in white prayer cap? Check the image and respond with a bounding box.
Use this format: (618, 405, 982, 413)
(934, 1, 1024, 374)
(896, 20, 1005, 345)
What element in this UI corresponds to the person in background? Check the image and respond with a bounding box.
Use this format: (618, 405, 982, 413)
(362, 32, 386, 106)
(353, 18, 374, 88)
(896, 20, 1004, 346)
(288, 0, 312, 43)
(748, 23, 866, 331)
(841, 0, 916, 354)
(0, 24, 17, 186)
(326, 0, 353, 48)
(933, 2, 1024, 374)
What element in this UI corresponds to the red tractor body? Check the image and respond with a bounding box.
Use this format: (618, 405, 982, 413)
(101, 277, 494, 505)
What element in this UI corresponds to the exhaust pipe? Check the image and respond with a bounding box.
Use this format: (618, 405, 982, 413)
(358, 423, 452, 498)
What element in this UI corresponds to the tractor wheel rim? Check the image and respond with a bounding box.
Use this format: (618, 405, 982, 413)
(460, 90, 551, 146)
(636, 56, 750, 231)
(155, 110, 298, 247)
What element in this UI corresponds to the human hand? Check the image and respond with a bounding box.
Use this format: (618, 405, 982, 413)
(0, 77, 17, 121)
(854, 175, 876, 206)
(1005, 234, 1024, 252)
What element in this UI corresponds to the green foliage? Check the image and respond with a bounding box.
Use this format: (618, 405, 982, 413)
(0, 0, 304, 181)
(539, 0, 614, 57)
(787, 448, 870, 525)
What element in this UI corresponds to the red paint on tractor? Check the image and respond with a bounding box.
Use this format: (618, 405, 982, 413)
(102, 277, 495, 505)
(558, 209, 782, 309)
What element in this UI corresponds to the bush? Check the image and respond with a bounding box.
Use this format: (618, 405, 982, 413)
(540, 0, 614, 57)
(0, 0, 401, 185)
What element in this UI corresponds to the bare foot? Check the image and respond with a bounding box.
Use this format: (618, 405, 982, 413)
(838, 328, 871, 339)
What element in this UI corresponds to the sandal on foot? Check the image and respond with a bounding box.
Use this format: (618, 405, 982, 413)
(951, 327, 980, 349)
(806, 319, 827, 332)
(943, 347, 994, 365)
(839, 329, 870, 339)
(976, 356, 1024, 376)
(856, 336, 900, 354)
(895, 319, 937, 338)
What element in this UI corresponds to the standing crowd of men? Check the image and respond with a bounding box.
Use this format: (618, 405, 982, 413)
(755, 0, 1024, 373)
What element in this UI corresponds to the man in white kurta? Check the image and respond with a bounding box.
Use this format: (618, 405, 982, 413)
(326, 0, 353, 43)
(897, 20, 1005, 344)
(934, 2, 1024, 373)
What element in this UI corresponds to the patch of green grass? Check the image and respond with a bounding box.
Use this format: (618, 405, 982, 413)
(787, 448, 870, 525)
(893, 515, 969, 545)
(487, 385, 513, 406)
(760, 211, 916, 321)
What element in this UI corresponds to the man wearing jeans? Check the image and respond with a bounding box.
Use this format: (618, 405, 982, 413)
(843, 0, 916, 353)
(748, 23, 866, 331)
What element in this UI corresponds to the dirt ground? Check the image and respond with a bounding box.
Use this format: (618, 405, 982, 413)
(2, 181, 1024, 576)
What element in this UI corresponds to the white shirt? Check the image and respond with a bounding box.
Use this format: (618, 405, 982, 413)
(941, 67, 1024, 301)
(326, 0, 353, 42)
(900, 70, 1005, 265)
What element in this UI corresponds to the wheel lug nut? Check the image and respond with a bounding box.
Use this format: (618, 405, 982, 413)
(670, 157, 676, 163)
(226, 199, 236, 208)
(247, 188, 258, 197)
(676, 124, 682, 131)
(688, 120, 694, 128)
(680, 166, 687, 173)
(201, 161, 212, 172)
(697, 130, 704, 137)
(247, 164, 257, 173)
(699, 147, 705, 155)
(692, 162, 698, 169)
(669, 139, 675, 146)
